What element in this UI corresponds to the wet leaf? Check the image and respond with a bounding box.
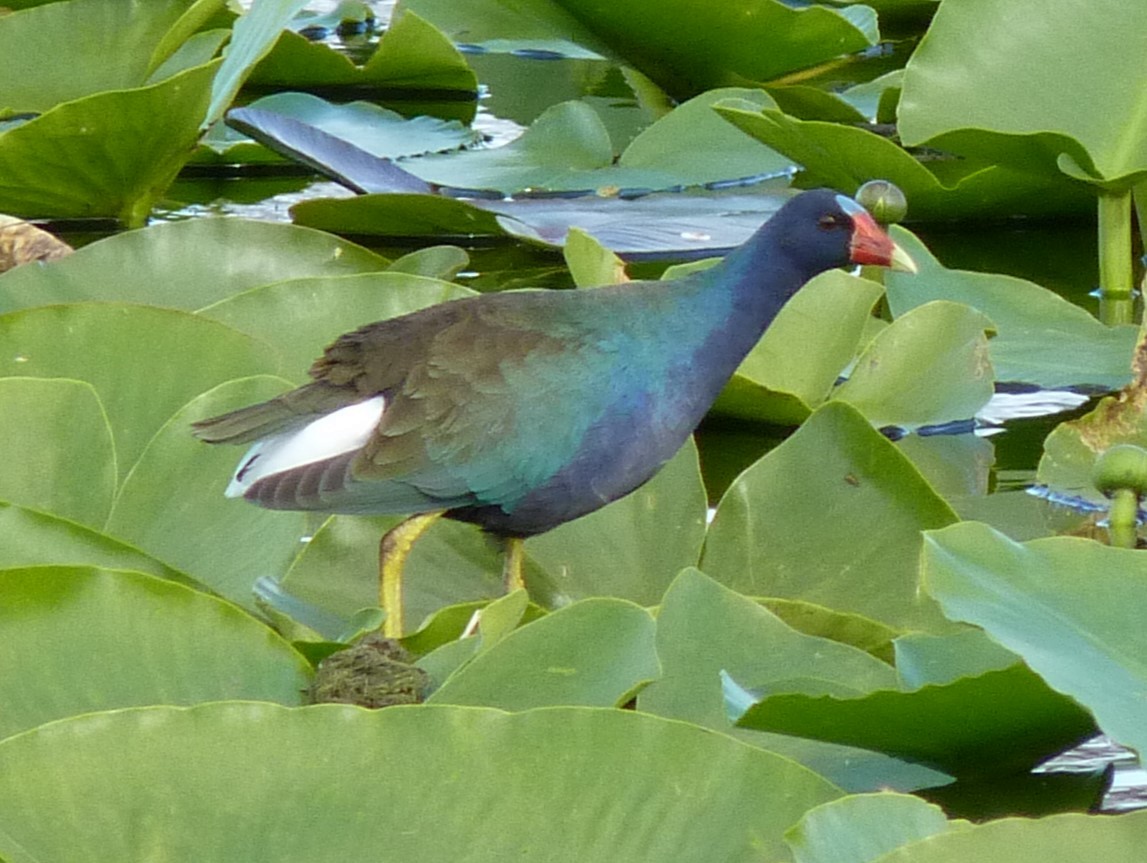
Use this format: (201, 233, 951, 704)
(0, 703, 842, 862)
(0, 565, 310, 741)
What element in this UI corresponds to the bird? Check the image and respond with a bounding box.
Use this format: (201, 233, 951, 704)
(193, 189, 916, 635)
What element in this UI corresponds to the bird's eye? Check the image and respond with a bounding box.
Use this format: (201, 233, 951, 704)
(818, 214, 845, 230)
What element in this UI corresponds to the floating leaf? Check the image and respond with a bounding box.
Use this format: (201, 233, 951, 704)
(429, 598, 658, 708)
(735, 663, 1096, 777)
(0, 703, 842, 862)
(0, 62, 219, 222)
(898, 0, 1147, 188)
(923, 521, 1147, 758)
(702, 402, 958, 631)
(0, 218, 388, 315)
(831, 300, 995, 429)
(0, 377, 115, 528)
(885, 228, 1135, 389)
(250, 9, 476, 93)
(638, 569, 946, 793)
(714, 270, 884, 425)
(198, 272, 475, 382)
(108, 377, 307, 609)
(714, 102, 1094, 221)
(0, 304, 282, 484)
(786, 792, 959, 863)
(0, 565, 310, 741)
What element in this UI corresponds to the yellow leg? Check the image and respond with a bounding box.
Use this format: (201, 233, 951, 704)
(379, 512, 444, 638)
(502, 536, 526, 594)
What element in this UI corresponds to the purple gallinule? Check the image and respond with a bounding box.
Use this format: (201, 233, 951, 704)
(194, 189, 915, 634)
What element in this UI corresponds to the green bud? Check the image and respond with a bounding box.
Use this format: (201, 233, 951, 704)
(856, 180, 908, 225)
(1092, 443, 1147, 498)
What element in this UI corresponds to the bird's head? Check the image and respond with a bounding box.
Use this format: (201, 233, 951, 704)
(767, 188, 917, 278)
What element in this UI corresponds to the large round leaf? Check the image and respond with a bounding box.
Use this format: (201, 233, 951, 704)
(884, 228, 1136, 389)
(899, 0, 1147, 187)
(637, 568, 943, 793)
(0, 566, 310, 741)
(831, 300, 995, 429)
(0, 703, 841, 862)
(0, 501, 188, 584)
(0, 303, 282, 485)
(0, 61, 219, 222)
(0, 377, 115, 528)
(0, 219, 388, 314)
(922, 521, 1147, 758)
(428, 598, 658, 708)
(107, 377, 308, 609)
(702, 401, 958, 630)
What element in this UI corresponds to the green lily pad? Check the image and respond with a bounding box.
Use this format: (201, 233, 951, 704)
(714, 102, 1095, 221)
(206, 0, 311, 125)
(713, 270, 884, 425)
(107, 377, 308, 609)
(870, 809, 1147, 862)
(0, 218, 388, 315)
(233, 92, 480, 161)
(0, 304, 282, 484)
(734, 663, 1097, 777)
(0, 377, 115, 529)
(0, 0, 202, 112)
(428, 598, 658, 708)
(198, 272, 475, 382)
(0, 61, 219, 223)
(405, 0, 876, 98)
(250, 9, 477, 93)
(922, 520, 1147, 758)
(831, 300, 995, 429)
(898, 0, 1147, 188)
(701, 401, 958, 631)
(0, 565, 310, 741)
(786, 793, 960, 863)
(0, 703, 842, 862)
(884, 228, 1136, 389)
(638, 569, 947, 793)
(0, 501, 190, 585)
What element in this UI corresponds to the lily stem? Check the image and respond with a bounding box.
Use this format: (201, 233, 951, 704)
(1107, 488, 1140, 549)
(1098, 189, 1134, 299)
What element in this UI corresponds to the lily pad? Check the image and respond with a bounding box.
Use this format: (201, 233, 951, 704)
(0, 703, 842, 862)
(786, 793, 960, 863)
(734, 663, 1097, 777)
(108, 377, 308, 610)
(428, 598, 658, 708)
(714, 101, 1096, 221)
(0, 304, 282, 484)
(405, 0, 877, 98)
(898, 0, 1147, 188)
(0, 0, 205, 111)
(884, 228, 1136, 389)
(922, 520, 1147, 758)
(0, 217, 388, 315)
(639, 568, 943, 793)
(0, 501, 190, 585)
(701, 401, 958, 631)
(250, 9, 477, 93)
(831, 300, 995, 429)
(198, 272, 475, 382)
(232, 92, 480, 161)
(0, 61, 219, 222)
(0, 377, 115, 529)
(0, 565, 311, 741)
